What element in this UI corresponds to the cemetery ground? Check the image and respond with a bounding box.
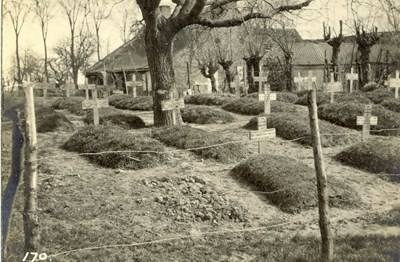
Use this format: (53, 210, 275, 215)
(2, 94, 400, 261)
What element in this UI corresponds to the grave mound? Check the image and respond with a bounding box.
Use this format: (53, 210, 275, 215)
(231, 154, 361, 213)
(246, 92, 299, 104)
(381, 98, 400, 113)
(222, 98, 302, 115)
(144, 176, 250, 223)
(184, 93, 235, 106)
(84, 108, 146, 129)
(244, 112, 359, 147)
(364, 88, 394, 104)
(63, 126, 167, 170)
(108, 94, 153, 111)
(181, 106, 235, 124)
(295, 92, 372, 106)
(151, 125, 246, 163)
(335, 137, 400, 174)
(318, 102, 400, 136)
(36, 107, 75, 133)
(52, 97, 85, 116)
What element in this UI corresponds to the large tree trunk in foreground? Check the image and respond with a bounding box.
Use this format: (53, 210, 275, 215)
(143, 14, 183, 126)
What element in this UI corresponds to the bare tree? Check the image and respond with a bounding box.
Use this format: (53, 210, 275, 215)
(4, 0, 31, 85)
(33, 0, 54, 83)
(196, 42, 220, 92)
(57, 0, 91, 88)
(21, 49, 43, 82)
(88, 0, 123, 61)
(136, 0, 313, 126)
(323, 20, 343, 81)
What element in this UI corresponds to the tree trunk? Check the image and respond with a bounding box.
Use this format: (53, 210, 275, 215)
(331, 45, 340, 81)
(210, 74, 217, 93)
(43, 37, 49, 83)
(16, 33, 22, 85)
(96, 27, 101, 61)
(284, 54, 293, 92)
(359, 48, 371, 87)
(143, 21, 183, 126)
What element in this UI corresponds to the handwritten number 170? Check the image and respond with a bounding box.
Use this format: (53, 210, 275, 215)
(22, 252, 48, 261)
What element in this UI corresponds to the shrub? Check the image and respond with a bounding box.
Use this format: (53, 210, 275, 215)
(364, 88, 394, 104)
(245, 92, 299, 104)
(334, 137, 400, 174)
(52, 97, 85, 116)
(63, 126, 167, 170)
(318, 102, 400, 136)
(244, 112, 359, 147)
(361, 82, 379, 92)
(84, 107, 146, 129)
(381, 98, 400, 113)
(222, 98, 303, 115)
(231, 155, 360, 213)
(108, 94, 153, 111)
(151, 125, 246, 163)
(35, 107, 75, 133)
(181, 106, 235, 124)
(184, 93, 235, 106)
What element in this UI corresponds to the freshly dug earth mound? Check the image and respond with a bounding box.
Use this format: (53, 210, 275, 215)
(108, 94, 153, 111)
(363, 88, 394, 104)
(52, 97, 85, 116)
(84, 108, 145, 129)
(335, 137, 400, 174)
(35, 107, 75, 133)
(231, 155, 361, 213)
(381, 98, 400, 113)
(144, 176, 250, 223)
(181, 106, 235, 124)
(222, 98, 302, 115)
(63, 126, 167, 170)
(152, 125, 246, 163)
(245, 92, 299, 104)
(318, 102, 400, 136)
(244, 112, 359, 147)
(184, 93, 235, 106)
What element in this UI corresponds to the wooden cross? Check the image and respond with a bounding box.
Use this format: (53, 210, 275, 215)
(258, 87, 276, 114)
(78, 83, 96, 99)
(294, 72, 305, 90)
(249, 116, 276, 155)
(62, 83, 75, 98)
(304, 71, 317, 90)
(231, 76, 242, 98)
(346, 67, 358, 93)
(253, 66, 269, 92)
(82, 89, 109, 126)
(161, 98, 185, 125)
(323, 73, 343, 103)
(357, 104, 378, 141)
(31, 83, 55, 99)
(389, 70, 400, 99)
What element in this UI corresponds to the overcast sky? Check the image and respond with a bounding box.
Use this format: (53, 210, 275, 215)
(1, 0, 389, 79)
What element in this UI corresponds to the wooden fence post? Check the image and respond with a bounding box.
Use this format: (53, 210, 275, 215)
(22, 84, 40, 252)
(307, 89, 333, 262)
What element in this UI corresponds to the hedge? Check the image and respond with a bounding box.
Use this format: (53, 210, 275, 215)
(63, 126, 166, 170)
(334, 137, 400, 174)
(151, 125, 246, 163)
(231, 155, 361, 213)
(181, 106, 235, 124)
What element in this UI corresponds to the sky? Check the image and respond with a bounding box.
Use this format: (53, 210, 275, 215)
(1, 0, 390, 80)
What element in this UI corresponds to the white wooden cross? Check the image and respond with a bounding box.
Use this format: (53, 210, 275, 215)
(82, 89, 109, 126)
(258, 87, 276, 114)
(389, 70, 400, 99)
(161, 98, 185, 125)
(249, 116, 276, 155)
(253, 66, 269, 92)
(32, 83, 55, 99)
(78, 83, 96, 99)
(346, 68, 358, 93)
(323, 73, 343, 103)
(294, 72, 305, 90)
(304, 71, 317, 90)
(231, 76, 242, 98)
(356, 104, 378, 141)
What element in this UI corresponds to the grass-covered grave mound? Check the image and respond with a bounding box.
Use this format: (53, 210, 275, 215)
(35, 107, 75, 133)
(183, 93, 235, 106)
(108, 94, 153, 111)
(244, 112, 359, 147)
(363, 88, 394, 104)
(181, 106, 235, 124)
(245, 92, 299, 104)
(334, 137, 400, 174)
(151, 125, 246, 163)
(381, 98, 400, 113)
(318, 102, 400, 136)
(52, 97, 85, 116)
(83, 107, 146, 129)
(222, 98, 303, 115)
(231, 155, 360, 213)
(63, 126, 167, 170)
(296, 92, 372, 106)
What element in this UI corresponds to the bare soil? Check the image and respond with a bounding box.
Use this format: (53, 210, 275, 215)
(2, 103, 399, 261)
